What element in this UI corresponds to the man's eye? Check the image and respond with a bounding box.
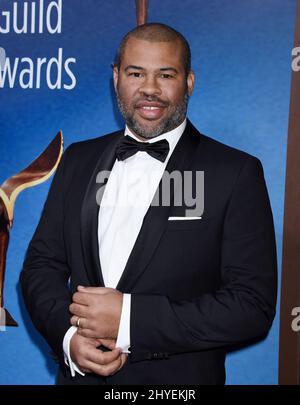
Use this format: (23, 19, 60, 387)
(129, 72, 142, 78)
(160, 74, 173, 79)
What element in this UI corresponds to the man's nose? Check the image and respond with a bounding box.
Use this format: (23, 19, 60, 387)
(138, 75, 162, 96)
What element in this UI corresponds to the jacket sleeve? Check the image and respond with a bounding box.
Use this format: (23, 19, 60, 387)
(129, 156, 278, 362)
(20, 145, 74, 371)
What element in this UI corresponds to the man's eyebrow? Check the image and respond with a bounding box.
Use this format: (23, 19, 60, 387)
(124, 66, 179, 74)
(124, 65, 144, 71)
(160, 67, 178, 74)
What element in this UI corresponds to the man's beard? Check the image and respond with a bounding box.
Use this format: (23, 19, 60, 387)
(116, 92, 189, 139)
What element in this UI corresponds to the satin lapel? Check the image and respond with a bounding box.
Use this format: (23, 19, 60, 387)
(80, 132, 122, 286)
(116, 120, 202, 292)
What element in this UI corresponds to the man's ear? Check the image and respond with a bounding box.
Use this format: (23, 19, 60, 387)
(113, 66, 119, 92)
(187, 70, 195, 96)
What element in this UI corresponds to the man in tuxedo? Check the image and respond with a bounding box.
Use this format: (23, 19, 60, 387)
(20, 23, 277, 385)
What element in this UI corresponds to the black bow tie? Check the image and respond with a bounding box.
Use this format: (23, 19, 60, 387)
(116, 135, 170, 163)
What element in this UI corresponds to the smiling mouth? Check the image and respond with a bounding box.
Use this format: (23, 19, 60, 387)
(136, 104, 167, 120)
(142, 106, 161, 110)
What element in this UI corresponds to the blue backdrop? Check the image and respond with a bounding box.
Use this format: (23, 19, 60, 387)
(0, 0, 296, 384)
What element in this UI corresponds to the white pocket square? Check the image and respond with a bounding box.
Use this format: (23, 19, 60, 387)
(168, 216, 202, 221)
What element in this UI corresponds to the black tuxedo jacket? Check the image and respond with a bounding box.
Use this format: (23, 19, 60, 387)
(20, 120, 277, 385)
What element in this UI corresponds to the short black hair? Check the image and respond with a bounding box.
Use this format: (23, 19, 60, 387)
(114, 22, 191, 76)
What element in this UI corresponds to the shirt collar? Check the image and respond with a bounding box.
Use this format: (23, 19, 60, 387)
(124, 119, 187, 158)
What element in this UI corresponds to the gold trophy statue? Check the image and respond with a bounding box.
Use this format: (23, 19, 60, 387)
(0, 132, 63, 327)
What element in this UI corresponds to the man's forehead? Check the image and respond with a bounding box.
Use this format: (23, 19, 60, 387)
(121, 37, 184, 67)
(124, 36, 181, 51)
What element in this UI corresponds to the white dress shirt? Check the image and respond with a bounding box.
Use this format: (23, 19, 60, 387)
(63, 119, 187, 376)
